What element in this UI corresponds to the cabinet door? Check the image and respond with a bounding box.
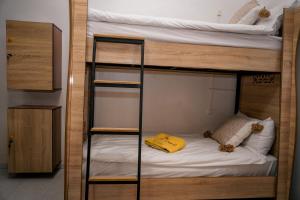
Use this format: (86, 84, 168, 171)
(8, 109, 53, 173)
(6, 21, 53, 90)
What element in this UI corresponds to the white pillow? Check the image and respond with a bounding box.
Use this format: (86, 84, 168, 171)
(237, 112, 275, 155)
(238, 5, 264, 25)
(229, 0, 259, 24)
(243, 117, 275, 155)
(211, 114, 256, 147)
(256, 0, 296, 35)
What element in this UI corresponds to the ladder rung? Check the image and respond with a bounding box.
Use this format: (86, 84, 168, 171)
(94, 34, 144, 44)
(94, 80, 141, 88)
(94, 34, 144, 41)
(90, 127, 139, 135)
(88, 176, 138, 184)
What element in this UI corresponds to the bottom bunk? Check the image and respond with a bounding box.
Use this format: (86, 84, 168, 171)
(83, 133, 277, 178)
(82, 70, 281, 199)
(85, 133, 277, 199)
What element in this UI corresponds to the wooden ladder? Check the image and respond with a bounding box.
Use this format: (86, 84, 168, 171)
(85, 34, 145, 200)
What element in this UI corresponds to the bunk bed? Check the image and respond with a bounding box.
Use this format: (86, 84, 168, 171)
(65, 0, 300, 199)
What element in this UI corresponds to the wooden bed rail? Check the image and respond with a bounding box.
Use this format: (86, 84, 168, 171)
(89, 177, 276, 200)
(66, 0, 300, 199)
(86, 38, 281, 72)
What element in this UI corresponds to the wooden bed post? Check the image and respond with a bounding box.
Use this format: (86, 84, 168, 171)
(65, 0, 87, 199)
(278, 7, 300, 200)
(287, 6, 300, 200)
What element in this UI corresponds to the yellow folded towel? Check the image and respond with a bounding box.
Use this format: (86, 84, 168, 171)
(145, 133, 186, 153)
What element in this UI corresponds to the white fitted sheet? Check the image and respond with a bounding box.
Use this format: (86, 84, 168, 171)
(83, 134, 277, 178)
(88, 9, 282, 50)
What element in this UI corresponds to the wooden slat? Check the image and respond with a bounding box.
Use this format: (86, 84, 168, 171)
(94, 80, 140, 85)
(94, 33, 144, 41)
(89, 176, 137, 182)
(89, 176, 276, 200)
(90, 127, 139, 133)
(86, 38, 281, 72)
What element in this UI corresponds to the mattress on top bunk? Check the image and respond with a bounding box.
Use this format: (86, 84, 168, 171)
(88, 9, 282, 50)
(83, 134, 277, 178)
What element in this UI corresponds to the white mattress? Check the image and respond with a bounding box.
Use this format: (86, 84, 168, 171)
(88, 9, 282, 50)
(83, 134, 277, 178)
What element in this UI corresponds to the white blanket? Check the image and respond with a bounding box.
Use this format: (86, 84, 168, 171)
(84, 134, 277, 177)
(89, 9, 275, 35)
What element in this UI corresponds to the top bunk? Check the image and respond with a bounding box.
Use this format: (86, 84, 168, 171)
(85, 0, 299, 73)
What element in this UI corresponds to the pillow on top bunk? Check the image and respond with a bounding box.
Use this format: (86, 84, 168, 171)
(256, 0, 296, 35)
(239, 114, 275, 155)
(237, 4, 264, 25)
(229, 0, 259, 24)
(211, 114, 255, 147)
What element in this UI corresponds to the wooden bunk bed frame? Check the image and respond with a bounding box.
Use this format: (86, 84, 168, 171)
(65, 0, 300, 199)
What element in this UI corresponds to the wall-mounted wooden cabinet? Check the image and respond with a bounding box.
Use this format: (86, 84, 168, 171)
(8, 106, 61, 173)
(6, 20, 62, 91)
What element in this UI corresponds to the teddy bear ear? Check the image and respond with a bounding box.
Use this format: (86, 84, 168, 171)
(219, 144, 235, 153)
(203, 130, 212, 138)
(259, 7, 271, 18)
(251, 123, 264, 133)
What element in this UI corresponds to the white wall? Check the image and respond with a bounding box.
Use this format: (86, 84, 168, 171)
(94, 69, 236, 134)
(0, 0, 69, 166)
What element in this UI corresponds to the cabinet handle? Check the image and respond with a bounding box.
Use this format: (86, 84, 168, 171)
(8, 136, 14, 149)
(7, 53, 12, 60)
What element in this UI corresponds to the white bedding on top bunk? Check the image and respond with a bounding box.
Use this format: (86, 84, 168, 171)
(89, 9, 275, 35)
(83, 134, 277, 178)
(88, 21, 282, 50)
(88, 9, 282, 50)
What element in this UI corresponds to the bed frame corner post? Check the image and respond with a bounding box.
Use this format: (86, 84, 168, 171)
(277, 7, 299, 200)
(65, 0, 88, 199)
(288, 5, 300, 200)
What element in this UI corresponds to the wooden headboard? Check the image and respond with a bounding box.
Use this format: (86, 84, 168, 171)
(239, 73, 281, 157)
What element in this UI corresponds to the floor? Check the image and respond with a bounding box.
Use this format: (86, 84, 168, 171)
(0, 168, 63, 200)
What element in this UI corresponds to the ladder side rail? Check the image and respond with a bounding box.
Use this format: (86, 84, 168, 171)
(85, 37, 97, 200)
(136, 42, 145, 200)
